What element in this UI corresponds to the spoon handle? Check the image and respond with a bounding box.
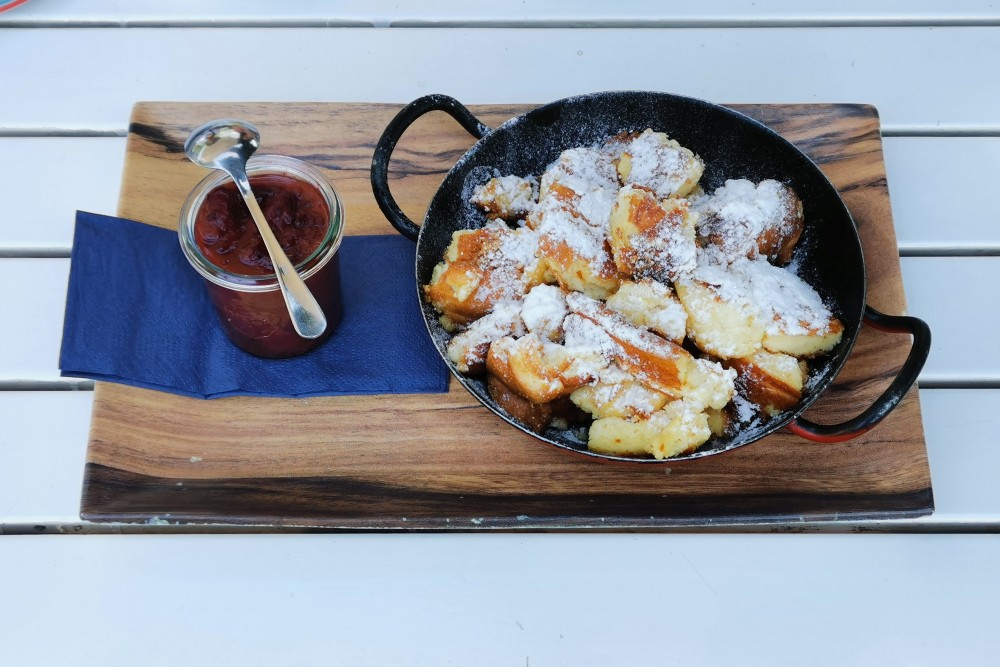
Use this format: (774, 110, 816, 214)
(228, 164, 328, 339)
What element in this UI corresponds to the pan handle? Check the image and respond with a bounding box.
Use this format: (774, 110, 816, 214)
(786, 305, 931, 443)
(370, 94, 492, 242)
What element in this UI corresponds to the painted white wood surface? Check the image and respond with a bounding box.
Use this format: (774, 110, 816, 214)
(0, 9, 995, 665)
(2, 534, 999, 665)
(1, 136, 996, 253)
(1, 389, 996, 528)
(884, 137, 1000, 254)
(7, 256, 992, 383)
(6, 0, 1000, 26)
(0, 392, 92, 526)
(920, 389, 1000, 522)
(0, 28, 996, 132)
(2, 259, 69, 382)
(899, 257, 1000, 383)
(0, 138, 125, 251)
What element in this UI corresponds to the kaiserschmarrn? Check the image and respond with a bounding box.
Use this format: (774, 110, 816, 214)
(425, 129, 843, 459)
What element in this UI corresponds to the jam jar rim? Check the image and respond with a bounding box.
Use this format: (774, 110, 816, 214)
(178, 154, 345, 293)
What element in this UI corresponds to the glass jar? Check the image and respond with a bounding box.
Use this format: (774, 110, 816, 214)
(179, 155, 345, 358)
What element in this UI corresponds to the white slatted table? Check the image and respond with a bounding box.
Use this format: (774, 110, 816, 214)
(1, 3, 997, 664)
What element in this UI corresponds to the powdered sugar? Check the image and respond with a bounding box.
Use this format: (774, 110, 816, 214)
(588, 377, 662, 417)
(538, 147, 617, 228)
(471, 175, 538, 219)
(573, 186, 616, 232)
(565, 291, 687, 372)
(694, 179, 798, 263)
(647, 302, 687, 343)
(688, 250, 834, 335)
(446, 300, 526, 372)
(521, 284, 567, 341)
(731, 393, 760, 425)
(559, 314, 616, 380)
(620, 129, 701, 199)
(428, 127, 842, 456)
(687, 358, 737, 411)
(541, 146, 618, 193)
(616, 186, 698, 281)
(734, 257, 835, 336)
(605, 279, 688, 342)
(473, 222, 541, 305)
(683, 251, 761, 319)
(563, 313, 620, 362)
(534, 196, 610, 270)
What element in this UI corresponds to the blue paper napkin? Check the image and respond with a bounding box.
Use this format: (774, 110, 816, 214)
(59, 211, 449, 398)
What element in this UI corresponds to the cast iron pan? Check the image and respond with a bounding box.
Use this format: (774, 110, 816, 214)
(371, 92, 931, 463)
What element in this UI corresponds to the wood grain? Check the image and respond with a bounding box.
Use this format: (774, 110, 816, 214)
(83, 101, 931, 528)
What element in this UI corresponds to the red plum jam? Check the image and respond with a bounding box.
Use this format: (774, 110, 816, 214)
(179, 155, 344, 358)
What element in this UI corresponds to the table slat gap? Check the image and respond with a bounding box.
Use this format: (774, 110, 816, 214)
(0, 128, 127, 137)
(390, 18, 1000, 29)
(0, 380, 94, 391)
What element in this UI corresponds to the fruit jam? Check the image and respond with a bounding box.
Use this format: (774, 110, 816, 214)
(182, 163, 344, 359)
(194, 173, 330, 275)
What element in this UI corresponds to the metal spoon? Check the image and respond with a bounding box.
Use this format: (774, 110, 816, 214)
(184, 119, 327, 339)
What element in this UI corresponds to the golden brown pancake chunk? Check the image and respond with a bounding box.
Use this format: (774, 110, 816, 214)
(446, 301, 525, 374)
(531, 147, 621, 298)
(588, 399, 712, 459)
(570, 363, 669, 420)
(486, 374, 584, 434)
(734, 257, 845, 358)
(608, 185, 698, 283)
(486, 334, 598, 404)
(605, 279, 688, 344)
(675, 253, 843, 360)
(674, 257, 766, 360)
(683, 357, 737, 411)
(424, 221, 543, 329)
(538, 146, 619, 216)
(616, 129, 704, 199)
(694, 179, 804, 265)
(565, 291, 696, 398)
(471, 175, 538, 221)
(727, 350, 809, 417)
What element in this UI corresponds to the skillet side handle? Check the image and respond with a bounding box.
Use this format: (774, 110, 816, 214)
(786, 306, 931, 443)
(370, 94, 492, 242)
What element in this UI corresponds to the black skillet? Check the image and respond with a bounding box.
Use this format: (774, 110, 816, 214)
(370, 92, 930, 462)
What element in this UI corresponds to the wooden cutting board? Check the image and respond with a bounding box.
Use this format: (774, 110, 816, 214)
(80, 101, 932, 528)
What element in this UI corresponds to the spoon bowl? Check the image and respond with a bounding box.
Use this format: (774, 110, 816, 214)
(184, 119, 261, 171)
(184, 119, 327, 340)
